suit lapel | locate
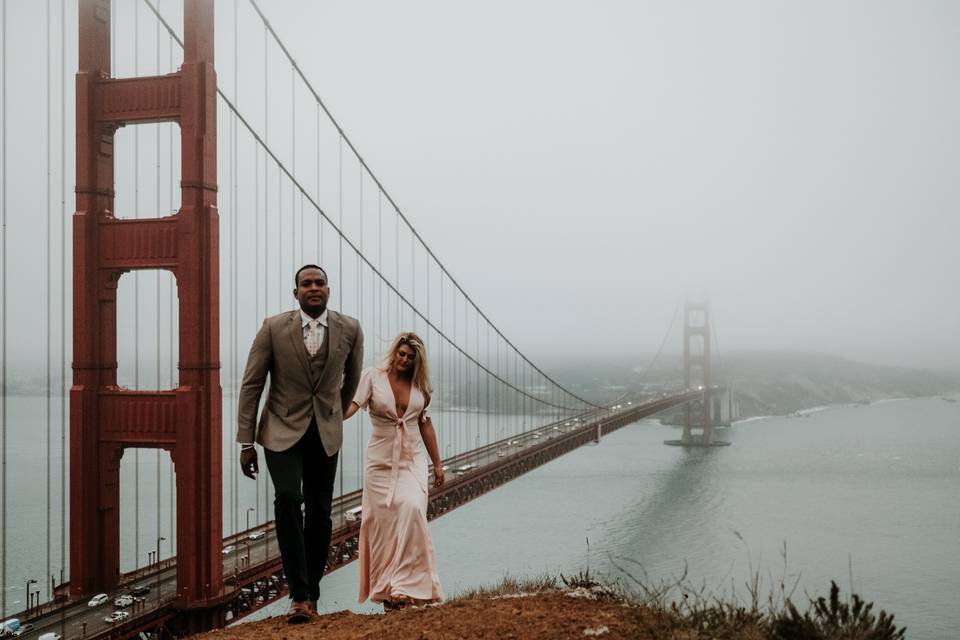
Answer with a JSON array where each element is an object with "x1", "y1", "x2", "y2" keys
[
  {"x1": 315, "y1": 310, "x2": 341, "y2": 392},
  {"x1": 286, "y1": 310, "x2": 312, "y2": 382}
]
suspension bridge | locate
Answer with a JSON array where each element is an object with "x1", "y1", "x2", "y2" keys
[{"x1": 0, "y1": 1, "x2": 732, "y2": 637}]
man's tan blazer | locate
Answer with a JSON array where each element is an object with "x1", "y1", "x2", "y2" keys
[{"x1": 236, "y1": 309, "x2": 364, "y2": 455}]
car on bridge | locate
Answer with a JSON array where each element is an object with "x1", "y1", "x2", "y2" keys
[
  {"x1": 87, "y1": 593, "x2": 108, "y2": 607},
  {"x1": 0, "y1": 619, "x2": 21, "y2": 637},
  {"x1": 345, "y1": 506, "x2": 362, "y2": 523},
  {"x1": 453, "y1": 464, "x2": 477, "y2": 474},
  {"x1": 114, "y1": 595, "x2": 134, "y2": 608},
  {"x1": 12, "y1": 624, "x2": 34, "y2": 637},
  {"x1": 130, "y1": 585, "x2": 150, "y2": 597},
  {"x1": 247, "y1": 530, "x2": 266, "y2": 540},
  {"x1": 104, "y1": 611, "x2": 130, "y2": 624},
  {"x1": 37, "y1": 633, "x2": 61, "y2": 640},
  {"x1": 222, "y1": 545, "x2": 236, "y2": 555}
]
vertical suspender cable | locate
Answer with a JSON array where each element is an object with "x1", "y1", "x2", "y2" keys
[
  {"x1": 261, "y1": 23, "x2": 269, "y2": 523},
  {"x1": 167, "y1": 24, "x2": 175, "y2": 555},
  {"x1": 276, "y1": 134, "x2": 282, "y2": 312},
  {"x1": 1, "y1": 0, "x2": 7, "y2": 616},
  {"x1": 357, "y1": 167, "x2": 363, "y2": 489},
  {"x1": 439, "y1": 274, "x2": 443, "y2": 456},
  {"x1": 476, "y1": 308, "x2": 480, "y2": 446},
  {"x1": 378, "y1": 190, "x2": 382, "y2": 357},
  {"x1": 454, "y1": 282, "x2": 459, "y2": 452},
  {"x1": 60, "y1": 0, "x2": 67, "y2": 586},
  {"x1": 45, "y1": 0, "x2": 53, "y2": 595},
  {"x1": 394, "y1": 204, "x2": 399, "y2": 332},
  {"x1": 290, "y1": 65, "x2": 296, "y2": 266},
  {"x1": 337, "y1": 134, "x2": 343, "y2": 505},
  {"x1": 232, "y1": 0, "x2": 240, "y2": 534},
  {"x1": 224, "y1": 0, "x2": 233, "y2": 535},
  {"x1": 155, "y1": 0, "x2": 162, "y2": 552},
  {"x1": 315, "y1": 103, "x2": 320, "y2": 259},
  {"x1": 133, "y1": 0, "x2": 141, "y2": 569},
  {"x1": 486, "y1": 323, "x2": 490, "y2": 446},
  {"x1": 410, "y1": 233, "x2": 415, "y2": 334}
]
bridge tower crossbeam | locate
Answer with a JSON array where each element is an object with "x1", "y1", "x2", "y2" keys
[{"x1": 71, "y1": 0, "x2": 223, "y2": 625}]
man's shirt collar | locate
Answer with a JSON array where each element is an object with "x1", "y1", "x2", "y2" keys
[{"x1": 300, "y1": 308, "x2": 328, "y2": 328}]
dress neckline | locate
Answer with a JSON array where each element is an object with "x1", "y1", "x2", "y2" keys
[{"x1": 384, "y1": 368, "x2": 419, "y2": 421}]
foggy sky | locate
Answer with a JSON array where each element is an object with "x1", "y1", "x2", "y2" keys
[
  {"x1": 2, "y1": 0, "x2": 958, "y2": 374},
  {"x1": 260, "y1": 0, "x2": 959, "y2": 369}
]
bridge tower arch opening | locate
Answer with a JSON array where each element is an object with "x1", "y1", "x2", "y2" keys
[{"x1": 71, "y1": 0, "x2": 223, "y2": 619}]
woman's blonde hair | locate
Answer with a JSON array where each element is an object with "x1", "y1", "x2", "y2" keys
[{"x1": 381, "y1": 332, "x2": 432, "y2": 397}]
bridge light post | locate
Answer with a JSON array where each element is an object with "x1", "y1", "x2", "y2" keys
[
  {"x1": 25, "y1": 579, "x2": 37, "y2": 614},
  {"x1": 156, "y1": 536, "x2": 166, "y2": 604}
]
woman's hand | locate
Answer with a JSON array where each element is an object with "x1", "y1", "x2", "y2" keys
[
  {"x1": 344, "y1": 401, "x2": 361, "y2": 420},
  {"x1": 432, "y1": 465, "x2": 445, "y2": 489}
]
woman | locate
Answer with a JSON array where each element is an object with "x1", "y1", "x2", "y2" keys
[{"x1": 345, "y1": 332, "x2": 445, "y2": 609}]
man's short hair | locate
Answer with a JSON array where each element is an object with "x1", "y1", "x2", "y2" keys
[{"x1": 294, "y1": 264, "x2": 328, "y2": 287}]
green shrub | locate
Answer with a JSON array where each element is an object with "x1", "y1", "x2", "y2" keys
[{"x1": 769, "y1": 581, "x2": 905, "y2": 640}]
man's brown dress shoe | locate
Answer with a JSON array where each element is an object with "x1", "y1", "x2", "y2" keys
[{"x1": 286, "y1": 600, "x2": 314, "y2": 624}]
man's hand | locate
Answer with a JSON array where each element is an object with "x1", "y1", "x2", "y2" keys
[
  {"x1": 240, "y1": 448, "x2": 259, "y2": 479},
  {"x1": 432, "y1": 466, "x2": 445, "y2": 489}
]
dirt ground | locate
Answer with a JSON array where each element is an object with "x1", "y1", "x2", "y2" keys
[{"x1": 197, "y1": 589, "x2": 707, "y2": 640}]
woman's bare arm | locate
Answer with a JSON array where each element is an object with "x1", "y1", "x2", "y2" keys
[{"x1": 419, "y1": 417, "x2": 445, "y2": 488}]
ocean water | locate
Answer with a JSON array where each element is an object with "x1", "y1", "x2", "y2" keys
[
  {"x1": 310, "y1": 395, "x2": 960, "y2": 639},
  {"x1": 2, "y1": 395, "x2": 958, "y2": 638}
]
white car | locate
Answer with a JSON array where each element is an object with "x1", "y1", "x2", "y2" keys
[
  {"x1": 247, "y1": 530, "x2": 266, "y2": 540},
  {"x1": 87, "y1": 593, "x2": 108, "y2": 607},
  {"x1": 344, "y1": 506, "x2": 363, "y2": 523},
  {"x1": 0, "y1": 620, "x2": 20, "y2": 637},
  {"x1": 104, "y1": 611, "x2": 130, "y2": 624},
  {"x1": 38, "y1": 633, "x2": 61, "y2": 640},
  {"x1": 114, "y1": 595, "x2": 134, "y2": 608},
  {"x1": 222, "y1": 545, "x2": 236, "y2": 555}
]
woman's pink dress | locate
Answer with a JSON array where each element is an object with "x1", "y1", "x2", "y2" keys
[{"x1": 352, "y1": 367, "x2": 444, "y2": 603}]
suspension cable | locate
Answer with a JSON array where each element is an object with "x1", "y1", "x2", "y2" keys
[
  {"x1": 140, "y1": 0, "x2": 597, "y2": 412},
  {"x1": 142, "y1": 0, "x2": 599, "y2": 410}
]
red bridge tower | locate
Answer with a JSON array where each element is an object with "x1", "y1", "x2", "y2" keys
[{"x1": 71, "y1": 0, "x2": 224, "y2": 622}]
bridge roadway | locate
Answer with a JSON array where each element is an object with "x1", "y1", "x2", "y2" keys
[{"x1": 15, "y1": 388, "x2": 714, "y2": 639}]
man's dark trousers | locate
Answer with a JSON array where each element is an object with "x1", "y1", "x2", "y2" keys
[{"x1": 263, "y1": 420, "x2": 339, "y2": 603}]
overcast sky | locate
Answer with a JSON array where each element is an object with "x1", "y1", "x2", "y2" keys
[
  {"x1": 2, "y1": 0, "x2": 959, "y2": 375},
  {"x1": 249, "y1": 0, "x2": 958, "y2": 369}
]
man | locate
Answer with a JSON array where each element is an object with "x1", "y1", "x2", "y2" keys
[{"x1": 237, "y1": 265, "x2": 363, "y2": 623}]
